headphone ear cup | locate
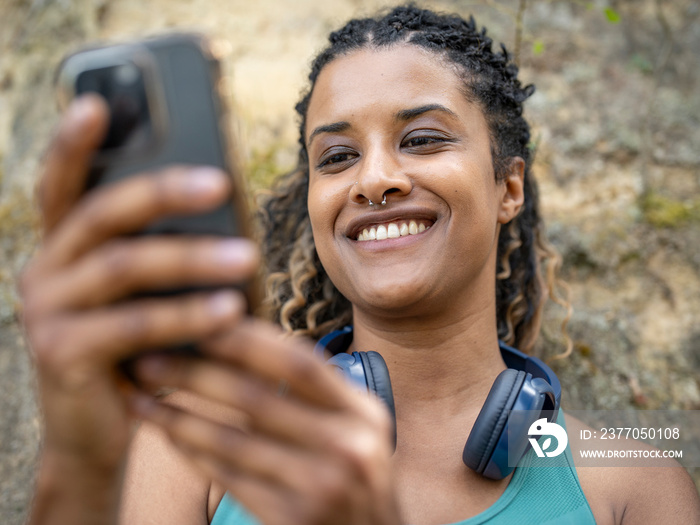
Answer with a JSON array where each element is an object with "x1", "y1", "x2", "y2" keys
[
  {"x1": 358, "y1": 351, "x2": 397, "y2": 450},
  {"x1": 463, "y1": 369, "x2": 526, "y2": 477}
]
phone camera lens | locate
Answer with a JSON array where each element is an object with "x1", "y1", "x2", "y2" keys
[
  {"x1": 76, "y1": 71, "x2": 103, "y2": 94},
  {"x1": 114, "y1": 63, "x2": 140, "y2": 86}
]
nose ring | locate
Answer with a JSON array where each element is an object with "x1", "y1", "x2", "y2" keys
[{"x1": 369, "y1": 194, "x2": 387, "y2": 206}]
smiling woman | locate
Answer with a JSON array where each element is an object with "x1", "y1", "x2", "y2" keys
[
  {"x1": 261, "y1": 8, "x2": 548, "y2": 353},
  {"x1": 20, "y1": 4, "x2": 700, "y2": 525}
]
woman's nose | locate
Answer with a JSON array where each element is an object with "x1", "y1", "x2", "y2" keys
[{"x1": 349, "y1": 148, "x2": 412, "y2": 206}]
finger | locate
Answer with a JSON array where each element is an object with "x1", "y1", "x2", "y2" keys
[
  {"x1": 134, "y1": 354, "x2": 343, "y2": 451},
  {"x1": 134, "y1": 353, "x2": 394, "y2": 470},
  {"x1": 39, "y1": 94, "x2": 109, "y2": 233},
  {"x1": 39, "y1": 165, "x2": 231, "y2": 273},
  {"x1": 29, "y1": 291, "x2": 245, "y2": 373},
  {"x1": 29, "y1": 237, "x2": 258, "y2": 314},
  {"x1": 201, "y1": 320, "x2": 353, "y2": 409}
]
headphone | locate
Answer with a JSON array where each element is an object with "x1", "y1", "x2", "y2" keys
[{"x1": 314, "y1": 326, "x2": 561, "y2": 480}]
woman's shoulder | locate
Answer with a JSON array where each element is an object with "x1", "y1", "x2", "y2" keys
[
  {"x1": 563, "y1": 413, "x2": 700, "y2": 525},
  {"x1": 120, "y1": 390, "x2": 236, "y2": 525}
]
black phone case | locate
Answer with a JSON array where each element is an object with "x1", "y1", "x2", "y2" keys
[{"x1": 83, "y1": 34, "x2": 246, "y2": 240}]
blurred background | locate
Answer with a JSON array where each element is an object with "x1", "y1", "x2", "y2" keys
[{"x1": 1, "y1": 0, "x2": 698, "y2": 522}]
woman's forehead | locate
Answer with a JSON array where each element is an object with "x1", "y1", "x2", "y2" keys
[{"x1": 305, "y1": 45, "x2": 477, "y2": 132}]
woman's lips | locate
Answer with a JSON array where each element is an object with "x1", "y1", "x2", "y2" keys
[{"x1": 345, "y1": 206, "x2": 438, "y2": 241}]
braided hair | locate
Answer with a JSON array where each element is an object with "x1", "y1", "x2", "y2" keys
[{"x1": 259, "y1": 4, "x2": 570, "y2": 354}]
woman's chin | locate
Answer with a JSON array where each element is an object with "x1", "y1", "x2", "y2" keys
[{"x1": 350, "y1": 282, "x2": 441, "y2": 319}]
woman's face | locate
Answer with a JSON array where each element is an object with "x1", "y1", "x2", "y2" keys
[{"x1": 305, "y1": 45, "x2": 523, "y2": 318}]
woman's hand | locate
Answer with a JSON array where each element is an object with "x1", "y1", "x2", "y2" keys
[
  {"x1": 20, "y1": 95, "x2": 258, "y2": 523},
  {"x1": 130, "y1": 320, "x2": 401, "y2": 525}
]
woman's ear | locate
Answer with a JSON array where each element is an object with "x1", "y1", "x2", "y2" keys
[{"x1": 497, "y1": 157, "x2": 525, "y2": 224}]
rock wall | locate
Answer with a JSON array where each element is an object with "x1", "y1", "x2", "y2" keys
[{"x1": 1, "y1": 0, "x2": 698, "y2": 522}]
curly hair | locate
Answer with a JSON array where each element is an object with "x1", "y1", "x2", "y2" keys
[{"x1": 259, "y1": 4, "x2": 571, "y2": 355}]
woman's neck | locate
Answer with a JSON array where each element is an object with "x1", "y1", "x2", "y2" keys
[{"x1": 350, "y1": 300, "x2": 506, "y2": 414}]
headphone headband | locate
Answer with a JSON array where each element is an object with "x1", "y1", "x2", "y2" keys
[
  {"x1": 315, "y1": 326, "x2": 354, "y2": 358},
  {"x1": 498, "y1": 340, "x2": 561, "y2": 412}
]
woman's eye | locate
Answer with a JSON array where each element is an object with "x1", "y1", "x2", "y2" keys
[
  {"x1": 326, "y1": 153, "x2": 351, "y2": 164},
  {"x1": 402, "y1": 133, "x2": 451, "y2": 150},
  {"x1": 317, "y1": 149, "x2": 356, "y2": 170},
  {"x1": 404, "y1": 136, "x2": 440, "y2": 147}
]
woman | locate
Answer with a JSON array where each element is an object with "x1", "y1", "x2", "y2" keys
[{"x1": 22, "y1": 5, "x2": 699, "y2": 525}]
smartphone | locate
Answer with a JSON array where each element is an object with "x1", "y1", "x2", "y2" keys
[{"x1": 56, "y1": 34, "x2": 258, "y2": 354}]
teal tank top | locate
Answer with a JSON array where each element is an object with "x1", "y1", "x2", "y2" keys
[{"x1": 210, "y1": 412, "x2": 595, "y2": 524}]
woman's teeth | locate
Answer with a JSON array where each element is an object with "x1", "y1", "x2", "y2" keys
[{"x1": 356, "y1": 220, "x2": 430, "y2": 241}]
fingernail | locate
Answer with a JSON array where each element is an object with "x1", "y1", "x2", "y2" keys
[
  {"x1": 185, "y1": 168, "x2": 227, "y2": 197},
  {"x1": 215, "y1": 239, "x2": 258, "y2": 267},
  {"x1": 66, "y1": 96, "x2": 100, "y2": 131},
  {"x1": 208, "y1": 291, "x2": 239, "y2": 318},
  {"x1": 136, "y1": 354, "x2": 168, "y2": 379}
]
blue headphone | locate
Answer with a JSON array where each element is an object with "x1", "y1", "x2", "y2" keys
[{"x1": 314, "y1": 326, "x2": 561, "y2": 480}]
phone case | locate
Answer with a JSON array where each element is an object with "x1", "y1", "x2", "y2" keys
[{"x1": 58, "y1": 33, "x2": 248, "y2": 239}]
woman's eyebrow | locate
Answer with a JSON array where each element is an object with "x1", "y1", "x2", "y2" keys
[
  {"x1": 307, "y1": 121, "x2": 350, "y2": 146},
  {"x1": 307, "y1": 104, "x2": 456, "y2": 146},
  {"x1": 395, "y1": 104, "x2": 458, "y2": 121}
]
